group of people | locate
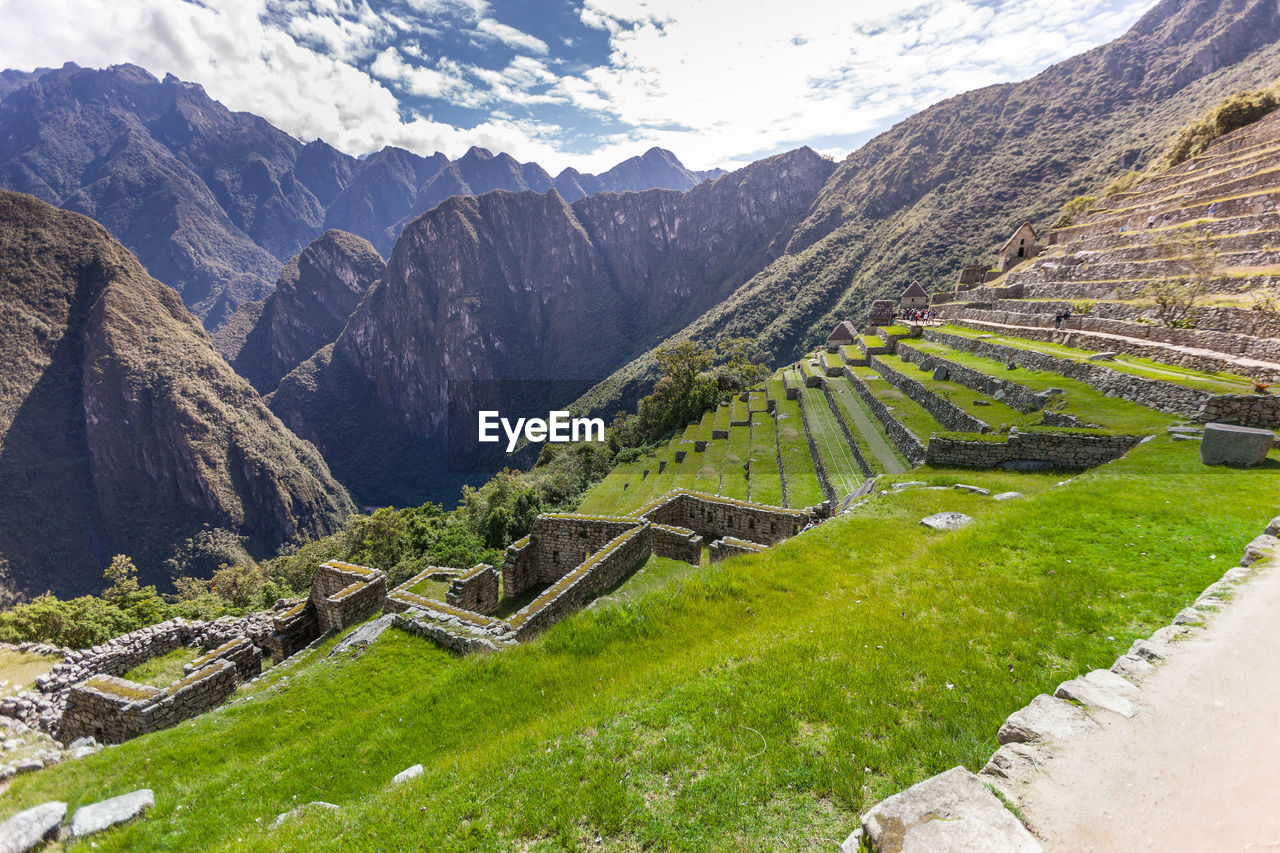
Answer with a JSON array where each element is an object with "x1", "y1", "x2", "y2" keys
[
  {"x1": 1053, "y1": 308, "x2": 1072, "y2": 329},
  {"x1": 898, "y1": 307, "x2": 936, "y2": 323}
]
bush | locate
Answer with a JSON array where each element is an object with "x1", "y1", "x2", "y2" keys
[
  {"x1": 1052, "y1": 195, "x2": 1097, "y2": 228},
  {"x1": 1162, "y1": 88, "x2": 1279, "y2": 168}
]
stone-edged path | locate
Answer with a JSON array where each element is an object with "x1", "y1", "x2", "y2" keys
[{"x1": 1016, "y1": 558, "x2": 1280, "y2": 851}]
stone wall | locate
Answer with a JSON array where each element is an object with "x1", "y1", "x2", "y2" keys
[
  {"x1": 636, "y1": 491, "x2": 810, "y2": 546},
  {"x1": 709, "y1": 537, "x2": 767, "y2": 562},
  {"x1": 943, "y1": 308, "x2": 1280, "y2": 382},
  {"x1": 868, "y1": 354, "x2": 990, "y2": 433},
  {"x1": 794, "y1": 388, "x2": 835, "y2": 502},
  {"x1": 60, "y1": 659, "x2": 238, "y2": 744},
  {"x1": 821, "y1": 383, "x2": 875, "y2": 478},
  {"x1": 522, "y1": 515, "x2": 641, "y2": 586},
  {"x1": 925, "y1": 329, "x2": 1280, "y2": 427},
  {"x1": 312, "y1": 562, "x2": 387, "y2": 634},
  {"x1": 184, "y1": 638, "x2": 261, "y2": 683},
  {"x1": 843, "y1": 367, "x2": 926, "y2": 465},
  {"x1": 651, "y1": 524, "x2": 702, "y2": 565},
  {"x1": 896, "y1": 341, "x2": 1046, "y2": 413},
  {"x1": 925, "y1": 431, "x2": 1145, "y2": 469},
  {"x1": 501, "y1": 537, "x2": 537, "y2": 599},
  {"x1": 446, "y1": 564, "x2": 500, "y2": 615},
  {"x1": 509, "y1": 526, "x2": 653, "y2": 640},
  {"x1": 266, "y1": 601, "x2": 319, "y2": 664}
]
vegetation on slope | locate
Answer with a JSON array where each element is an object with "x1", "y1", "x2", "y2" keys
[{"x1": 1, "y1": 438, "x2": 1274, "y2": 850}]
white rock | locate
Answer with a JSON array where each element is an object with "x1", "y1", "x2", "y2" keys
[
  {"x1": 1054, "y1": 676, "x2": 1137, "y2": 718},
  {"x1": 70, "y1": 789, "x2": 154, "y2": 838},
  {"x1": 392, "y1": 763, "x2": 423, "y2": 784},
  {"x1": 860, "y1": 766, "x2": 1041, "y2": 852},
  {"x1": 953, "y1": 484, "x2": 990, "y2": 495},
  {"x1": 992, "y1": 492, "x2": 1024, "y2": 501},
  {"x1": 997, "y1": 694, "x2": 1097, "y2": 745},
  {"x1": 0, "y1": 801, "x2": 66, "y2": 853},
  {"x1": 270, "y1": 801, "x2": 339, "y2": 829},
  {"x1": 921, "y1": 512, "x2": 974, "y2": 531}
]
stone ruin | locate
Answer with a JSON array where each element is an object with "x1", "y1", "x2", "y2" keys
[
  {"x1": 3, "y1": 561, "x2": 386, "y2": 747},
  {"x1": 386, "y1": 490, "x2": 824, "y2": 655}
]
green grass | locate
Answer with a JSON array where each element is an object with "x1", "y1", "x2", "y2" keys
[
  {"x1": 876, "y1": 353, "x2": 1034, "y2": 432},
  {"x1": 800, "y1": 387, "x2": 863, "y2": 498},
  {"x1": 747, "y1": 414, "x2": 784, "y2": 506},
  {"x1": 121, "y1": 647, "x2": 201, "y2": 689},
  {"x1": 7, "y1": 440, "x2": 1276, "y2": 851},
  {"x1": 0, "y1": 649, "x2": 59, "y2": 697},
  {"x1": 718, "y1": 426, "x2": 752, "y2": 500},
  {"x1": 905, "y1": 340, "x2": 1174, "y2": 434},
  {"x1": 773, "y1": 397, "x2": 826, "y2": 508},
  {"x1": 841, "y1": 344, "x2": 862, "y2": 362},
  {"x1": 938, "y1": 324, "x2": 1259, "y2": 394},
  {"x1": 822, "y1": 351, "x2": 843, "y2": 370},
  {"x1": 826, "y1": 379, "x2": 911, "y2": 476},
  {"x1": 852, "y1": 368, "x2": 944, "y2": 444},
  {"x1": 730, "y1": 396, "x2": 750, "y2": 424},
  {"x1": 406, "y1": 576, "x2": 451, "y2": 601},
  {"x1": 714, "y1": 403, "x2": 732, "y2": 432},
  {"x1": 861, "y1": 335, "x2": 884, "y2": 348},
  {"x1": 748, "y1": 389, "x2": 768, "y2": 412}
]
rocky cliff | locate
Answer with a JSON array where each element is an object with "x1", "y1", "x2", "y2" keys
[
  {"x1": 213, "y1": 230, "x2": 385, "y2": 394},
  {"x1": 0, "y1": 190, "x2": 354, "y2": 598},
  {"x1": 269, "y1": 147, "x2": 835, "y2": 505},
  {"x1": 573, "y1": 0, "x2": 1280, "y2": 417}
]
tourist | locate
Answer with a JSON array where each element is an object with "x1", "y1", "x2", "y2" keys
[
  {"x1": 1208, "y1": 202, "x2": 1218, "y2": 217},
  {"x1": 1147, "y1": 214, "x2": 1155, "y2": 229}
]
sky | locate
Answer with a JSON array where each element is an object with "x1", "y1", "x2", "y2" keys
[{"x1": 0, "y1": 0, "x2": 1160, "y2": 173}]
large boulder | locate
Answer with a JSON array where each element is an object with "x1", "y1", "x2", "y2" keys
[
  {"x1": 920, "y1": 512, "x2": 974, "y2": 531},
  {"x1": 858, "y1": 766, "x2": 1041, "y2": 852},
  {"x1": 69, "y1": 789, "x2": 154, "y2": 838},
  {"x1": 0, "y1": 801, "x2": 66, "y2": 853},
  {"x1": 1199, "y1": 422, "x2": 1274, "y2": 467}
]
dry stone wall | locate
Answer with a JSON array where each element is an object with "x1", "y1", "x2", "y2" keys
[
  {"x1": 896, "y1": 342, "x2": 1046, "y2": 413},
  {"x1": 635, "y1": 491, "x2": 810, "y2": 545},
  {"x1": 821, "y1": 384, "x2": 875, "y2": 478},
  {"x1": 868, "y1": 354, "x2": 990, "y2": 433},
  {"x1": 843, "y1": 367, "x2": 927, "y2": 464},
  {"x1": 794, "y1": 388, "x2": 835, "y2": 502},
  {"x1": 60, "y1": 659, "x2": 238, "y2": 744},
  {"x1": 446, "y1": 564, "x2": 500, "y2": 614},
  {"x1": 709, "y1": 537, "x2": 767, "y2": 562},
  {"x1": 650, "y1": 524, "x2": 702, "y2": 564},
  {"x1": 925, "y1": 329, "x2": 1280, "y2": 428},
  {"x1": 925, "y1": 431, "x2": 1144, "y2": 469}
]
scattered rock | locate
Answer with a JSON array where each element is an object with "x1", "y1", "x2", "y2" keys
[
  {"x1": 392, "y1": 763, "x2": 423, "y2": 784},
  {"x1": 1085, "y1": 351, "x2": 1117, "y2": 361},
  {"x1": 1083, "y1": 668, "x2": 1138, "y2": 698},
  {"x1": 920, "y1": 512, "x2": 974, "y2": 531},
  {"x1": 1265, "y1": 516, "x2": 1280, "y2": 537},
  {"x1": 891, "y1": 481, "x2": 927, "y2": 491},
  {"x1": 997, "y1": 694, "x2": 1097, "y2": 745},
  {"x1": 1172, "y1": 606, "x2": 1206, "y2": 625},
  {"x1": 952, "y1": 484, "x2": 990, "y2": 495},
  {"x1": 1166, "y1": 425, "x2": 1202, "y2": 435},
  {"x1": 1110, "y1": 654, "x2": 1155, "y2": 682},
  {"x1": 270, "y1": 801, "x2": 340, "y2": 829},
  {"x1": 933, "y1": 366, "x2": 950, "y2": 381},
  {"x1": 0, "y1": 801, "x2": 66, "y2": 853},
  {"x1": 70, "y1": 789, "x2": 154, "y2": 838},
  {"x1": 1199, "y1": 422, "x2": 1274, "y2": 467},
  {"x1": 981, "y1": 741, "x2": 1044, "y2": 785},
  {"x1": 859, "y1": 766, "x2": 1042, "y2": 852},
  {"x1": 992, "y1": 491, "x2": 1024, "y2": 501},
  {"x1": 976, "y1": 334, "x2": 994, "y2": 339},
  {"x1": 1005, "y1": 362, "x2": 1018, "y2": 370},
  {"x1": 1171, "y1": 434, "x2": 1199, "y2": 442},
  {"x1": 974, "y1": 399, "x2": 992, "y2": 406}
]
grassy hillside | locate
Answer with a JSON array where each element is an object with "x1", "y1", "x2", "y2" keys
[
  {"x1": 572, "y1": 0, "x2": 1280, "y2": 419},
  {"x1": 3, "y1": 437, "x2": 1274, "y2": 850}
]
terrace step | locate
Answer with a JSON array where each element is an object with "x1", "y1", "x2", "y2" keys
[{"x1": 941, "y1": 314, "x2": 1280, "y2": 382}]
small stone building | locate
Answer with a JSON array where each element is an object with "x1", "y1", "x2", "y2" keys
[
  {"x1": 868, "y1": 299, "x2": 895, "y2": 327},
  {"x1": 899, "y1": 281, "x2": 929, "y2": 310},
  {"x1": 826, "y1": 320, "x2": 857, "y2": 346},
  {"x1": 998, "y1": 222, "x2": 1039, "y2": 269},
  {"x1": 956, "y1": 264, "x2": 985, "y2": 289}
]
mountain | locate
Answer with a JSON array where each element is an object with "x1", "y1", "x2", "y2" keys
[
  {"x1": 0, "y1": 190, "x2": 355, "y2": 598},
  {"x1": 572, "y1": 0, "x2": 1280, "y2": 417},
  {"x1": 268, "y1": 148, "x2": 835, "y2": 506},
  {"x1": 554, "y1": 147, "x2": 725, "y2": 200},
  {"x1": 0, "y1": 64, "x2": 723, "y2": 327},
  {"x1": 213, "y1": 230, "x2": 385, "y2": 395}
]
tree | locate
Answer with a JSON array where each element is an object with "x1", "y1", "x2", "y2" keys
[
  {"x1": 1144, "y1": 229, "x2": 1217, "y2": 326},
  {"x1": 102, "y1": 554, "x2": 140, "y2": 604}
]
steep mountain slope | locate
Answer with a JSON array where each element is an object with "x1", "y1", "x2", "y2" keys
[
  {"x1": 213, "y1": 230, "x2": 385, "y2": 394},
  {"x1": 574, "y1": 0, "x2": 1280, "y2": 416},
  {"x1": 0, "y1": 64, "x2": 721, "y2": 326},
  {"x1": 269, "y1": 148, "x2": 835, "y2": 505},
  {"x1": 0, "y1": 190, "x2": 354, "y2": 598}
]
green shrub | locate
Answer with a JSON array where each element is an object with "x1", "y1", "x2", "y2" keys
[
  {"x1": 1053, "y1": 195, "x2": 1097, "y2": 228},
  {"x1": 1162, "y1": 88, "x2": 1279, "y2": 168}
]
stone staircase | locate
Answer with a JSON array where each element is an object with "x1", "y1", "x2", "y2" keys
[{"x1": 936, "y1": 107, "x2": 1280, "y2": 386}]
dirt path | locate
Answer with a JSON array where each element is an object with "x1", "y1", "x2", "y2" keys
[{"x1": 1018, "y1": 561, "x2": 1280, "y2": 852}]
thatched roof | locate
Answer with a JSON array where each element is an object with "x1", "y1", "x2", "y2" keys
[
  {"x1": 999, "y1": 222, "x2": 1038, "y2": 254},
  {"x1": 900, "y1": 281, "x2": 928, "y2": 298},
  {"x1": 827, "y1": 320, "x2": 858, "y2": 342}
]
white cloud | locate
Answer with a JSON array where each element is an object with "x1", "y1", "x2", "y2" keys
[
  {"x1": 0, "y1": 0, "x2": 1160, "y2": 174},
  {"x1": 475, "y1": 18, "x2": 549, "y2": 54}
]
